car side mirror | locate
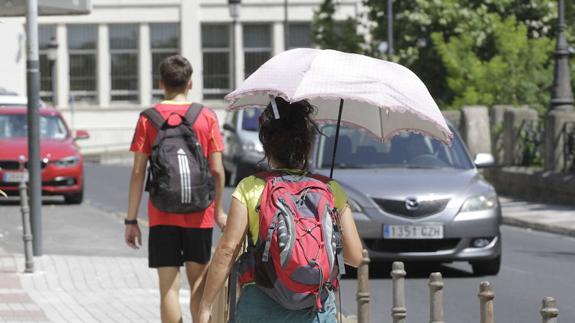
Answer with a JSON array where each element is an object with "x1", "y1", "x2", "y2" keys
[
  {"x1": 223, "y1": 123, "x2": 235, "y2": 132},
  {"x1": 74, "y1": 129, "x2": 90, "y2": 141},
  {"x1": 474, "y1": 153, "x2": 495, "y2": 168}
]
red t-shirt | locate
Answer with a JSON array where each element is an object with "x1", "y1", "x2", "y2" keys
[{"x1": 130, "y1": 101, "x2": 224, "y2": 228}]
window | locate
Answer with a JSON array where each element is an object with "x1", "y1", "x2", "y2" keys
[
  {"x1": 241, "y1": 108, "x2": 262, "y2": 131},
  {"x1": 202, "y1": 25, "x2": 231, "y2": 99},
  {"x1": 109, "y1": 24, "x2": 139, "y2": 102},
  {"x1": 288, "y1": 23, "x2": 313, "y2": 49},
  {"x1": 316, "y1": 124, "x2": 473, "y2": 170},
  {"x1": 39, "y1": 25, "x2": 56, "y2": 104},
  {"x1": 243, "y1": 24, "x2": 272, "y2": 78},
  {"x1": 68, "y1": 25, "x2": 97, "y2": 104},
  {"x1": 151, "y1": 23, "x2": 180, "y2": 101},
  {"x1": 0, "y1": 114, "x2": 68, "y2": 140}
]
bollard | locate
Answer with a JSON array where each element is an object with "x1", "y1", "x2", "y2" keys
[
  {"x1": 391, "y1": 261, "x2": 407, "y2": 323},
  {"x1": 18, "y1": 178, "x2": 34, "y2": 273},
  {"x1": 540, "y1": 297, "x2": 559, "y2": 323},
  {"x1": 478, "y1": 281, "x2": 494, "y2": 323},
  {"x1": 428, "y1": 272, "x2": 444, "y2": 323},
  {"x1": 356, "y1": 249, "x2": 370, "y2": 323}
]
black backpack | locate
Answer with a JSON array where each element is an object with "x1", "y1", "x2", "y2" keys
[{"x1": 142, "y1": 103, "x2": 215, "y2": 213}]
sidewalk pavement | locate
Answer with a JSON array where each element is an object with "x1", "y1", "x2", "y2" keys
[
  {"x1": 499, "y1": 197, "x2": 575, "y2": 238},
  {"x1": 0, "y1": 201, "x2": 192, "y2": 323},
  {"x1": 0, "y1": 196, "x2": 573, "y2": 322}
]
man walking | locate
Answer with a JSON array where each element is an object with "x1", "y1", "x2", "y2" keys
[{"x1": 125, "y1": 55, "x2": 226, "y2": 323}]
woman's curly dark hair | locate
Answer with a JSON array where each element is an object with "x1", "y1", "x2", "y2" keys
[{"x1": 258, "y1": 98, "x2": 320, "y2": 170}]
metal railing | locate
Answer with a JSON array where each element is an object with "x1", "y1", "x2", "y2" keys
[
  {"x1": 518, "y1": 119, "x2": 543, "y2": 167},
  {"x1": 562, "y1": 121, "x2": 575, "y2": 172}
]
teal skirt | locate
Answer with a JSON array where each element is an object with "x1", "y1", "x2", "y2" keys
[{"x1": 236, "y1": 285, "x2": 337, "y2": 323}]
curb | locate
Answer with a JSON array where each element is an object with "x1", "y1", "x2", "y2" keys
[{"x1": 502, "y1": 217, "x2": 575, "y2": 239}]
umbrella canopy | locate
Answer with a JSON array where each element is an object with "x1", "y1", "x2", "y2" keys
[{"x1": 225, "y1": 48, "x2": 453, "y2": 144}]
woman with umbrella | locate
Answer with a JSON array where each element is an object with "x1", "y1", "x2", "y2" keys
[
  {"x1": 198, "y1": 98, "x2": 364, "y2": 323},
  {"x1": 198, "y1": 48, "x2": 452, "y2": 322}
]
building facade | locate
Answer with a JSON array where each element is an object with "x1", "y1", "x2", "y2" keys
[
  {"x1": 0, "y1": 0, "x2": 361, "y2": 156},
  {"x1": 0, "y1": 0, "x2": 362, "y2": 107}
]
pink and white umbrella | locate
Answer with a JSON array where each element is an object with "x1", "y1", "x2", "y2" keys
[{"x1": 225, "y1": 48, "x2": 453, "y2": 177}]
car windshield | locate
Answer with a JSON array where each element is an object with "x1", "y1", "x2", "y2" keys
[
  {"x1": 315, "y1": 124, "x2": 473, "y2": 169},
  {"x1": 0, "y1": 114, "x2": 69, "y2": 140},
  {"x1": 241, "y1": 109, "x2": 262, "y2": 131}
]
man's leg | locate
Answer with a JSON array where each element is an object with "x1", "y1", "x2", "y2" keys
[
  {"x1": 158, "y1": 267, "x2": 183, "y2": 323},
  {"x1": 185, "y1": 261, "x2": 208, "y2": 323},
  {"x1": 182, "y1": 227, "x2": 213, "y2": 322}
]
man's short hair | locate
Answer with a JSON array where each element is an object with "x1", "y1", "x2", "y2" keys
[{"x1": 159, "y1": 55, "x2": 193, "y2": 92}]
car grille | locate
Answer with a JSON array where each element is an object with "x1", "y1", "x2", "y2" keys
[
  {"x1": 0, "y1": 160, "x2": 20, "y2": 170},
  {"x1": 372, "y1": 198, "x2": 450, "y2": 218},
  {"x1": 0, "y1": 160, "x2": 48, "y2": 170},
  {"x1": 364, "y1": 238, "x2": 460, "y2": 253},
  {"x1": 44, "y1": 178, "x2": 77, "y2": 186}
]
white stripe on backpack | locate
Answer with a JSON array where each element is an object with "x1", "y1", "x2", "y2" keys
[{"x1": 178, "y1": 149, "x2": 191, "y2": 204}]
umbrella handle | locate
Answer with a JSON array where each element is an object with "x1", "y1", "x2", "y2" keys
[
  {"x1": 329, "y1": 99, "x2": 344, "y2": 179},
  {"x1": 269, "y1": 95, "x2": 280, "y2": 119}
]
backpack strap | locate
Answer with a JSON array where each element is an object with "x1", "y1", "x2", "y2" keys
[
  {"x1": 141, "y1": 108, "x2": 165, "y2": 129},
  {"x1": 183, "y1": 103, "x2": 204, "y2": 126}
]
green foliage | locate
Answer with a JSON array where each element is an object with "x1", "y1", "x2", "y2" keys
[
  {"x1": 310, "y1": 0, "x2": 575, "y2": 109},
  {"x1": 311, "y1": 0, "x2": 365, "y2": 53},
  {"x1": 361, "y1": 0, "x2": 572, "y2": 110},
  {"x1": 433, "y1": 16, "x2": 554, "y2": 111}
]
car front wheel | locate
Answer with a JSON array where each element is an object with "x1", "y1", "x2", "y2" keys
[
  {"x1": 64, "y1": 190, "x2": 84, "y2": 204},
  {"x1": 471, "y1": 255, "x2": 501, "y2": 276}
]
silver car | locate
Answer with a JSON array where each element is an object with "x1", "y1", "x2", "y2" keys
[
  {"x1": 311, "y1": 123, "x2": 501, "y2": 276},
  {"x1": 222, "y1": 109, "x2": 265, "y2": 185}
]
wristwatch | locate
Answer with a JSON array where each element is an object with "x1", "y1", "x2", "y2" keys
[{"x1": 124, "y1": 219, "x2": 138, "y2": 225}]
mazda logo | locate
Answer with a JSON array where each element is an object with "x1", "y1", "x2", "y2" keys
[{"x1": 405, "y1": 197, "x2": 419, "y2": 211}]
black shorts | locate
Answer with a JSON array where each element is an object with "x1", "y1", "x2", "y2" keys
[{"x1": 148, "y1": 226, "x2": 213, "y2": 268}]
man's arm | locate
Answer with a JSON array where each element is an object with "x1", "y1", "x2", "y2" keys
[
  {"x1": 209, "y1": 151, "x2": 227, "y2": 230},
  {"x1": 125, "y1": 152, "x2": 148, "y2": 249}
]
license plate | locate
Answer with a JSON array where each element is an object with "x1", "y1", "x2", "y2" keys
[
  {"x1": 384, "y1": 224, "x2": 444, "y2": 239},
  {"x1": 3, "y1": 171, "x2": 28, "y2": 183}
]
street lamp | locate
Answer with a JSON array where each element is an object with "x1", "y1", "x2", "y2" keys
[
  {"x1": 284, "y1": 0, "x2": 289, "y2": 50},
  {"x1": 386, "y1": 0, "x2": 393, "y2": 59},
  {"x1": 550, "y1": 0, "x2": 574, "y2": 111},
  {"x1": 228, "y1": 0, "x2": 241, "y2": 90},
  {"x1": 46, "y1": 36, "x2": 58, "y2": 105}
]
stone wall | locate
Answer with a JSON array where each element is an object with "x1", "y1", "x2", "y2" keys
[
  {"x1": 449, "y1": 106, "x2": 575, "y2": 206},
  {"x1": 485, "y1": 167, "x2": 575, "y2": 206}
]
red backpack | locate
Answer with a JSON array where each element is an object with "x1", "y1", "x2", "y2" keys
[{"x1": 238, "y1": 171, "x2": 344, "y2": 311}]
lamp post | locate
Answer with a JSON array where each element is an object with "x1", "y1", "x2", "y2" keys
[
  {"x1": 25, "y1": 0, "x2": 43, "y2": 256},
  {"x1": 228, "y1": 0, "x2": 241, "y2": 90},
  {"x1": 386, "y1": 0, "x2": 393, "y2": 59},
  {"x1": 284, "y1": 0, "x2": 289, "y2": 50},
  {"x1": 46, "y1": 36, "x2": 58, "y2": 106},
  {"x1": 550, "y1": 0, "x2": 574, "y2": 112}
]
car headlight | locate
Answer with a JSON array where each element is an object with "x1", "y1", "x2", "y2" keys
[
  {"x1": 348, "y1": 198, "x2": 363, "y2": 213},
  {"x1": 460, "y1": 192, "x2": 498, "y2": 212},
  {"x1": 53, "y1": 156, "x2": 80, "y2": 168},
  {"x1": 242, "y1": 142, "x2": 264, "y2": 154}
]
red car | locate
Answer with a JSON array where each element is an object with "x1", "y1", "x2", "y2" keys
[{"x1": 0, "y1": 106, "x2": 89, "y2": 204}]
